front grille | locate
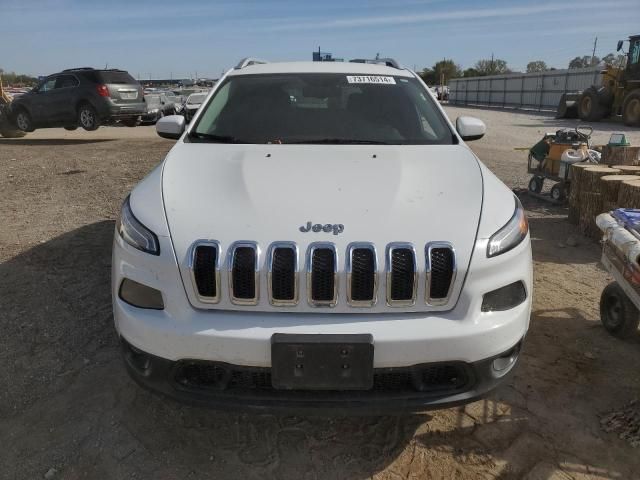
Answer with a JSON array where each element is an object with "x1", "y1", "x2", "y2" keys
[
  {"x1": 229, "y1": 243, "x2": 258, "y2": 305},
  {"x1": 387, "y1": 245, "x2": 416, "y2": 306},
  {"x1": 308, "y1": 245, "x2": 337, "y2": 306},
  {"x1": 427, "y1": 244, "x2": 456, "y2": 305},
  {"x1": 269, "y1": 245, "x2": 297, "y2": 305},
  {"x1": 173, "y1": 361, "x2": 470, "y2": 395},
  {"x1": 348, "y1": 245, "x2": 377, "y2": 306},
  {"x1": 187, "y1": 241, "x2": 457, "y2": 309},
  {"x1": 191, "y1": 242, "x2": 220, "y2": 303}
]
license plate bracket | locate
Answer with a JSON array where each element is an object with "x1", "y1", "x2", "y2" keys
[{"x1": 271, "y1": 334, "x2": 374, "y2": 390}]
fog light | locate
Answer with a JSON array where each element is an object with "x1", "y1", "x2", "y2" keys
[
  {"x1": 492, "y1": 344, "x2": 520, "y2": 377},
  {"x1": 481, "y1": 281, "x2": 526, "y2": 312},
  {"x1": 119, "y1": 278, "x2": 164, "y2": 310}
]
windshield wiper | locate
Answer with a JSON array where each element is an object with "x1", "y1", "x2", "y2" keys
[
  {"x1": 286, "y1": 138, "x2": 390, "y2": 145},
  {"x1": 189, "y1": 132, "x2": 246, "y2": 143}
]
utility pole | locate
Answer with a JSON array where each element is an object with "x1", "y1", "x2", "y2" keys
[
  {"x1": 490, "y1": 52, "x2": 494, "y2": 75},
  {"x1": 591, "y1": 36, "x2": 598, "y2": 66}
]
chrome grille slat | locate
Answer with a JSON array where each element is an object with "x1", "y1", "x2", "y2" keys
[
  {"x1": 228, "y1": 241, "x2": 259, "y2": 306},
  {"x1": 386, "y1": 243, "x2": 417, "y2": 307},
  {"x1": 347, "y1": 243, "x2": 377, "y2": 307},
  {"x1": 426, "y1": 242, "x2": 456, "y2": 306},
  {"x1": 307, "y1": 243, "x2": 338, "y2": 307},
  {"x1": 268, "y1": 242, "x2": 299, "y2": 306},
  {"x1": 189, "y1": 240, "x2": 221, "y2": 304}
]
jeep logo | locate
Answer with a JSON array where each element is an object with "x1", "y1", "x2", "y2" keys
[{"x1": 299, "y1": 221, "x2": 344, "y2": 236}]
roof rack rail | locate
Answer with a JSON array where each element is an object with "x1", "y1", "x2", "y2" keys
[
  {"x1": 349, "y1": 58, "x2": 402, "y2": 69},
  {"x1": 235, "y1": 58, "x2": 269, "y2": 69},
  {"x1": 62, "y1": 67, "x2": 96, "y2": 72}
]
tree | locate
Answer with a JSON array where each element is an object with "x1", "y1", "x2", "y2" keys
[
  {"x1": 432, "y1": 59, "x2": 461, "y2": 84},
  {"x1": 474, "y1": 58, "x2": 511, "y2": 76},
  {"x1": 419, "y1": 59, "x2": 461, "y2": 84},
  {"x1": 0, "y1": 68, "x2": 37, "y2": 86},
  {"x1": 526, "y1": 60, "x2": 548, "y2": 73},
  {"x1": 463, "y1": 68, "x2": 480, "y2": 77},
  {"x1": 418, "y1": 67, "x2": 435, "y2": 85},
  {"x1": 568, "y1": 55, "x2": 599, "y2": 69}
]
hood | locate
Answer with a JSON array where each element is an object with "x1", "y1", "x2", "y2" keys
[{"x1": 162, "y1": 144, "x2": 483, "y2": 313}]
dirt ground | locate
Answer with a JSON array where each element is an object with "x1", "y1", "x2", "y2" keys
[{"x1": 1, "y1": 108, "x2": 640, "y2": 479}]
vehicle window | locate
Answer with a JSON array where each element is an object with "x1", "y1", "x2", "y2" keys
[
  {"x1": 187, "y1": 93, "x2": 207, "y2": 105},
  {"x1": 144, "y1": 95, "x2": 162, "y2": 108},
  {"x1": 55, "y1": 75, "x2": 79, "y2": 89},
  {"x1": 97, "y1": 71, "x2": 137, "y2": 84},
  {"x1": 38, "y1": 77, "x2": 57, "y2": 92},
  {"x1": 192, "y1": 73, "x2": 453, "y2": 144},
  {"x1": 631, "y1": 39, "x2": 640, "y2": 66},
  {"x1": 196, "y1": 83, "x2": 230, "y2": 127}
]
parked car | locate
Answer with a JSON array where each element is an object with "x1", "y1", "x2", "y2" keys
[
  {"x1": 10, "y1": 68, "x2": 145, "y2": 132},
  {"x1": 183, "y1": 92, "x2": 207, "y2": 122},
  {"x1": 114, "y1": 59, "x2": 532, "y2": 413},
  {"x1": 140, "y1": 94, "x2": 177, "y2": 124}
]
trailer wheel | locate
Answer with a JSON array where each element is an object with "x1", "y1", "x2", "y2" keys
[
  {"x1": 528, "y1": 176, "x2": 543, "y2": 193},
  {"x1": 550, "y1": 184, "x2": 565, "y2": 202},
  {"x1": 600, "y1": 282, "x2": 640, "y2": 339},
  {"x1": 578, "y1": 87, "x2": 604, "y2": 122},
  {"x1": 622, "y1": 91, "x2": 640, "y2": 127}
]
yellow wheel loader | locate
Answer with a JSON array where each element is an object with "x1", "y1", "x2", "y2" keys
[
  {"x1": 557, "y1": 35, "x2": 640, "y2": 127},
  {"x1": 0, "y1": 75, "x2": 26, "y2": 138}
]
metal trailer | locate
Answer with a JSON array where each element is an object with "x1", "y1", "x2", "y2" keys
[
  {"x1": 449, "y1": 67, "x2": 603, "y2": 112},
  {"x1": 600, "y1": 240, "x2": 640, "y2": 339}
]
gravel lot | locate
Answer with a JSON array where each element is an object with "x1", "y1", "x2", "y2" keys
[{"x1": 1, "y1": 108, "x2": 640, "y2": 479}]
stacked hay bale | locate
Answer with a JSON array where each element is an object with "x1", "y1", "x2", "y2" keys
[
  {"x1": 568, "y1": 163, "x2": 600, "y2": 225},
  {"x1": 577, "y1": 166, "x2": 621, "y2": 238},
  {"x1": 617, "y1": 179, "x2": 640, "y2": 209},
  {"x1": 600, "y1": 175, "x2": 640, "y2": 213}
]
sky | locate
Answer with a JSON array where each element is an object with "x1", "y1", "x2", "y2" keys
[{"x1": 1, "y1": 0, "x2": 639, "y2": 79}]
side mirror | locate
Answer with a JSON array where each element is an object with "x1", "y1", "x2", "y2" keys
[
  {"x1": 456, "y1": 116, "x2": 486, "y2": 141},
  {"x1": 617, "y1": 40, "x2": 624, "y2": 52},
  {"x1": 156, "y1": 115, "x2": 185, "y2": 140}
]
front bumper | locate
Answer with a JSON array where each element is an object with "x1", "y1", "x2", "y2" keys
[{"x1": 120, "y1": 336, "x2": 522, "y2": 414}]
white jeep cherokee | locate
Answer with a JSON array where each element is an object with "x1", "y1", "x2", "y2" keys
[{"x1": 112, "y1": 58, "x2": 532, "y2": 413}]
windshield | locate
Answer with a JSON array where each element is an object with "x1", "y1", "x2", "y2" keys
[
  {"x1": 97, "y1": 71, "x2": 137, "y2": 84},
  {"x1": 191, "y1": 73, "x2": 453, "y2": 144},
  {"x1": 145, "y1": 95, "x2": 162, "y2": 108},
  {"x1": 187, "y1": 93, "x2": 207, "y2": 104}
]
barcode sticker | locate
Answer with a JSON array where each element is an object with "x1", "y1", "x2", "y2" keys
[{"x1": 346, "y1": 76, "x2": 396, "y2": 85}]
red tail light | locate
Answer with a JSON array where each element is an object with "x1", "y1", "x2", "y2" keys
[{"x1": 96, "y1": 84, "x2": 110, "y2": 97}]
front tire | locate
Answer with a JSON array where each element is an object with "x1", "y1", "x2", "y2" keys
[
  {"x1": 528, "y1": 176, "x2": 543, "y2": 193},
  {"x1": 600, "y1": 282, "x2": 640, "y2": 339},
  {"x1": 77, "y1": 103, "x2": 100, "y2": 131},
  {"x1": 550, "y1": 184, "x2": 565, "y2": 202},
  {"x1": 578, "y1": 87, "x2": 604, "y2": 122},
  {"x1": 622, "y1": 91, "x2": 640, "y2": 127},
  {"x1": 14, "y1": 109, "x2": 35, "y2": 132}
]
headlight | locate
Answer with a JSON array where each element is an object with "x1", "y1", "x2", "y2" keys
[
  {"x1": 116, "y1": 196, "x2": 159, "y2": 255},
  {"x1": 487, "y1": 197, "x2": 528, "y2": 257}
]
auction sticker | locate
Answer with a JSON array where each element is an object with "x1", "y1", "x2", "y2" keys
[{"x1": 346, "y1": 75, "x2": 396, "y2": 85}]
